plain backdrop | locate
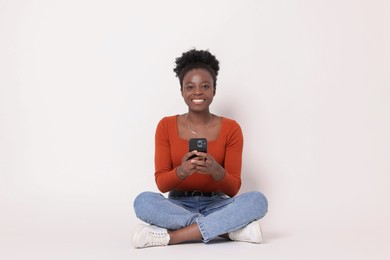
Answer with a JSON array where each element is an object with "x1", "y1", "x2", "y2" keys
[{"x1": 1, "y1": 0, "x2": 389, "y2": 259}]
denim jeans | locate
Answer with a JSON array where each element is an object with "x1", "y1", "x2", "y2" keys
[{"x1": 133, "y1": 191, "x2": 268, "y2": 243}]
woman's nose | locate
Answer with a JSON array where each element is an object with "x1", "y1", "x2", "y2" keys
[{"x1": 193, "y1": 86, "x2": 203, "y2": 94}]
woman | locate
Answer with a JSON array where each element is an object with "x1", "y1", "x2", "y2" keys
[{"x1": 132, "y1": 49, "x2": 268, "y2": 248}]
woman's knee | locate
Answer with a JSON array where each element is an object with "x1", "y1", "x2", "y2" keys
[
  {"x1": 243, "y1": 191, "x2": 268, "y2": 218},
  {"x1": 133, "y1": 191, "x2": 162, "y2": 216}
]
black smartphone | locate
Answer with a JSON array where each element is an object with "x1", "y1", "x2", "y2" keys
[{"x1": 188, "y1": 138, "x2": 207, "y2": 160}]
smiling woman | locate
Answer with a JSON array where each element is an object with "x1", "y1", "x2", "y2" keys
[{"x1": 131, "y1": 49, "x2": 268, "y2": 248}]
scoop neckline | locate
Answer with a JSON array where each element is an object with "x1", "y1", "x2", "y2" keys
[{"x1": 175, "y1": 114, "x2": 223, "y2": 142}]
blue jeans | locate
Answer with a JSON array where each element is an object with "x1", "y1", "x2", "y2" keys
[{"x1": 133, "y1": 191, "x2": 268, "y2": 243}]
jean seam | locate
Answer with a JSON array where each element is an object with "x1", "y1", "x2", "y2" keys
[{"x1": 195, "y1": 216, "x2": 210, "y2": 243}]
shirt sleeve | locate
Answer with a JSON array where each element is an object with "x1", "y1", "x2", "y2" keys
[
  {"x1": 154, "y1": 118, "x2": 183, "y2": 193},
  {"x1": 215, "y1": 120, "x2": 243, "y2": 197}
]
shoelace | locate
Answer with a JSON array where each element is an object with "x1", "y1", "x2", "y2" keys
[
  {"x1": 145, "y1": 231, "x2": 168, "y2": 246},
  {"x1": 230, "y1": 227, "x2": 253, "y2": 241},
  {"x1": 234, "y1": 232, "x2": 251, "y2": 241}
]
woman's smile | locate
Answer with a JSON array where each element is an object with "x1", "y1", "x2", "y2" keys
[{"x1": 191, "y1": 98, "x2": 207, "y2": 104}]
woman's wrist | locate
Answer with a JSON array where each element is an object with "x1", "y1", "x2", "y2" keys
[
  {"x1": 176, "y1": 166, "x2": 187, "y2": 180},
  {"x1": 211, "y1": 165, "x2": 225, "y2": 181}
]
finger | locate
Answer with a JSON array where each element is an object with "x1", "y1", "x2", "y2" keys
[
  {"x1": 195, "y1": 157, "x2": 209, "y2": 166},
  {"x1": 188, "y1": 161, "x2": 197, "y2": 169},
  {"x1": 190, "y1": 159, "x2": 198, "y2": 164},
  {"x1": 195, "y1": 166, "x2": 210, "y2": 173},
  {"x1": 191, "y1": 158, "x2": 206, "y2": 165},
  {"x1": 196, "y1": 152, "x2": 207, "y2": 158},
  {"x1": 185, "y1": 150, "x2": 198, "y2": 161}
]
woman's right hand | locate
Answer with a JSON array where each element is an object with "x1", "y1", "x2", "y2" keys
[{"x1": 176, "y1": 150, "x2": 203, "y2": 179}]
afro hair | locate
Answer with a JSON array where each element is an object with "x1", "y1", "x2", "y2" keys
[{"x1": 173, "y1": 49, "x2": 220, "y2": 92}]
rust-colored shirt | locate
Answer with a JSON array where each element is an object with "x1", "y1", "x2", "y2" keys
[{"x1": 154, "y1": 115, "x2": 243, "y2": 197}]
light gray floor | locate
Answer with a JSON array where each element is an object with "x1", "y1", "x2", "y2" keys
[{"x1": 2, "y1": 216, "x2": 389, "y2": 260}]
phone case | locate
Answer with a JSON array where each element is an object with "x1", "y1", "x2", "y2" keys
[
  {"x1": 188, "y1": 138, "x2": 207, "y2": 159},
  {"x1": 189, "y1": 138, "x2": 207, "y2": 153}
]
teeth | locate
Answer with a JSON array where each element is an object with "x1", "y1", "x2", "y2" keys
[{"x1": 192, "y1": 99, "x2": 205, "y2": 103}]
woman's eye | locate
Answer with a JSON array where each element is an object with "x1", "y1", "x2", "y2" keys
[
  {"x1": 202, "y1": 85, "x2": 210, "y2": 89},
  {"x1": 186, "y1": 85, "x2": 193, "y2": 90}
]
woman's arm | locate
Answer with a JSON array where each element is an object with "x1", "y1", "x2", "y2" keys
[
  {"x1": 154, "y1": 118, "x2": 183, "y2": 192},
  {"x1": 215, "y1": 121, "x2": 243, "y2": 196}
]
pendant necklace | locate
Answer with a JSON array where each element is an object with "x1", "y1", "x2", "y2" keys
[{"x1": 185, "y1": 113, "x2": 213, "y2": 135}]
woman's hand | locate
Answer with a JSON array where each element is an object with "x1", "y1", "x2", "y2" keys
[
  {"x1": 177, "y1": 151, "x2": 226, "y2": 181},
  {"x1": 176, "y1": 150, "x2": 201, "y2": 179}
]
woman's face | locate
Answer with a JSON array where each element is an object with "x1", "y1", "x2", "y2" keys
[{"x1": 181, "y1": 68, "x2": 215, "y2": 112}]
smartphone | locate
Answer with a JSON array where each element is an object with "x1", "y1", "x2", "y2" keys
[{"x1": 188, "y1": 138, "x2": 207, "y2": 160}]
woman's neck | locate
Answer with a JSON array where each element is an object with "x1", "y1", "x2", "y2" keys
[{"x1": 186, "y1": 111, "x2": 212, "y2": 125}]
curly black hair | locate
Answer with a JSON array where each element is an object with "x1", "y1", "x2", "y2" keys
[{"x1": 173, "y1": 49, "x2": 220, "y2": 93}]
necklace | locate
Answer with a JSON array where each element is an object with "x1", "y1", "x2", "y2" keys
[{"x1": 185, "y1": 113, "x2": 213, "y2": 135}]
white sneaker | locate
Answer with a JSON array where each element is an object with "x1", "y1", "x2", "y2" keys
[
  {"x1": 228, "y1": 221, "x2": 263, "y2": 243},
  {"x1": 132, "y1": 224, "x2": 170, "y2": 248}
]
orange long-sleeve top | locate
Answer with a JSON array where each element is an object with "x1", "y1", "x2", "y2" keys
[{"x1": 154, "y1": 115, "x2": 243, "y2": 197}]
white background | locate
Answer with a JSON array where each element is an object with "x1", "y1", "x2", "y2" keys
[{"x1": 1, "y1": 0, "x2": 389, "y2": 259}]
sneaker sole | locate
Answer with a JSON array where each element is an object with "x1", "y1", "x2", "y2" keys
[
  {"x1": 131, "y1": 224, "x2": 147, "y2": 248},
  {"x1": 245, "y1": 221, "x2": 263, "y2": 243}
]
